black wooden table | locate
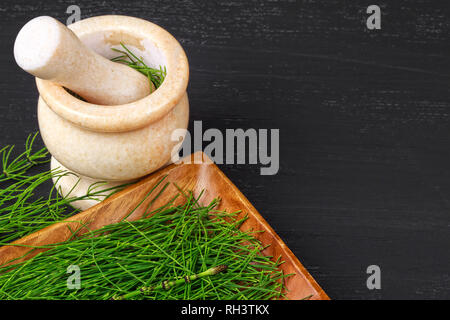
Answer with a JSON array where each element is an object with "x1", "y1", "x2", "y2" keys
[{"x1": 0, "y1": 0, "x2": 449, "y2": 299}]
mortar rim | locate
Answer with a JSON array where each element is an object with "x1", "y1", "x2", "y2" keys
[{"x1": 36, "y1": 15, "x2": 189, "y2": 133}]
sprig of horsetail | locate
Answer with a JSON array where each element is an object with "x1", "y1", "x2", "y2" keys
[
  {"x1": 114, "y1": 265, "x2": 229, "y2": 300},
  {"x1": 0, "y1": 133, "x2": 126, "y2": 244},
  {"x1": 152, "y1": 265, "x2": 229, "y2": 291},
  {"x1": 66, "y1": 44, "x2": 166, "y2": 100},
  {"x1": 0, "y1": 132, "x2": 48, "y2": 182},
  {"x1": 111, "y1": 43, "x2": 166, "y2": 92}
]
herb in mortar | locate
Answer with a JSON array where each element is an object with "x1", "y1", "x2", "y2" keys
[
  {"x1": 111, "y1": 43, "x2": 167, "y2": 92},
  {"x1": 66, "y1": 44, "x2": 166, "y2": 101}
]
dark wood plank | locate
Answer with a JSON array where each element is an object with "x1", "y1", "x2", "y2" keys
[{"x1": 0, "y1": 0, "x2": 449, "y2": 299}]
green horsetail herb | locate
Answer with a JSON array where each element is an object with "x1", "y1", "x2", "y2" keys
[
  {"x1": 0, "y1": 135, "x2": 290, "y2": 300},
  {"x1": 0, "y1": 133, "x2": 48, "y2": 182},
  {"x1": 66, "y1": 44, "x2": 166, "y2": 101},
  {"x1": 0, "y1": 175, "x2": 290, "y2": 300},
  {"x1": 115, "y1": 265, "x2": 229, "y2": 300},
  {"x1": 111, "y1": 43, "x2": 167, "y2": 92},
  {"x1": 0, "y1": 133, "x2": 127, "y2": 244}
]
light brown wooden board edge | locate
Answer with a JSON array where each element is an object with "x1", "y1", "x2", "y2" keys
[{"x1": 0, "y1": 152, "x2": 329, "y2": 300}]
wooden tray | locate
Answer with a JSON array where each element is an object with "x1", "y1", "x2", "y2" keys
[{"x1": 0, "y1": 152, "x2": 329, "y2": 300}]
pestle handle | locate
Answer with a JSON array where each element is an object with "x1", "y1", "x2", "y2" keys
[{"x1": 14, "y1": 16, "x2": 151, "y2": 106}]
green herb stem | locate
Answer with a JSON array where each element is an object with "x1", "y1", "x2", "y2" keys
[{"x1": 111, "y1": 43, "x2": 166, "y2": 92}]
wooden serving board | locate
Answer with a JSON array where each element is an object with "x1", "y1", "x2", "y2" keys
[{"x1": 0, "y1": 152, "x2": 329, "y2": 300}]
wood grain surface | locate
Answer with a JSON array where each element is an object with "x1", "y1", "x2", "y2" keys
[
  {"x1": 0, "y1": 152, "x2": 329, "y2": 300},
  {"x1": 0, "y1": 0, "x2": 449, "y2": 299}
]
